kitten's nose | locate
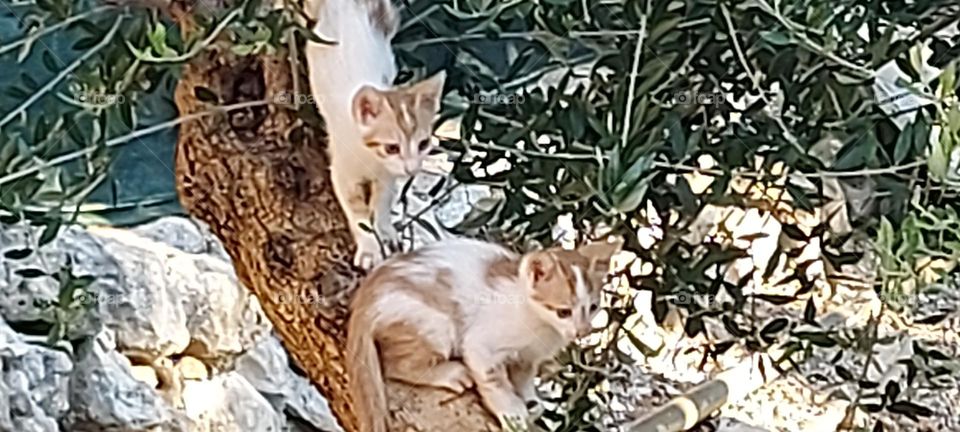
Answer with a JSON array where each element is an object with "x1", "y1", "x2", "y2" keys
[
  {"x1": 576, "y1": 323, "x2": 593, "y2": 338},
  {"x1": 404, "y1": 160, "x2": 419, "y2": 176}
]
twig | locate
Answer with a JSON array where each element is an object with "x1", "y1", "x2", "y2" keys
[
  {"x1": 620, "y1": 22, "x2": 647, "y2": 150},
  {"x1": 839, "y1": 306, "x2": 883, "y2": 430},
  {"x1": 396, "y1": 29, "x2": 648, "y2": 49},
  {"x1": 129, "y1": 8, "x2": 241, "y2": 63},
  {"x1": 753, "y1": 0, "x2": 874, "y2": 79},
  {"x1": 466, "y1": 141, "x2": 599, "y2": 161},
  {"x1": 0, "y1": 15, "x2": 123, "y2": 129},
  {"x1": 397, "y1": 179, "x2": 462, "y2": 231},
  {"x1": 720, "y1": 3, "x2": 803, "y2": 154},
  {"x1": 0, "y1": 100, "x2": 269, "y2": 187},
  {"x1": 0, "y1": 6, "x2": 115, "y2": 57},
  {"x1": 653, "y1": 160, "x2": 927, "y2": 179}
]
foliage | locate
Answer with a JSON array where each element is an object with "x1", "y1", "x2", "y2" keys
[
  {"x1": 876, "y1": 202, "x2": 960, "y2": 309},
  {"x1": 1, "y1": 0, "x2": 959, "y2": 429},
  {"x1": 2, "y1": 243, "x2": 97, "y2": 353},
  {"x1": 391, "y1": 0, "x2": 960, "y2": 429}
]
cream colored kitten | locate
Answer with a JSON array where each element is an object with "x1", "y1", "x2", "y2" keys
[
  {"x1": 347, "y1": 237, "x2": 622, "y2": 431},
  {"x1": 305, "y1": 0, "x2": 446, "y2": 268}
]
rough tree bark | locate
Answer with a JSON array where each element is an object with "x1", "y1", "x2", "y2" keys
[{"x1": 170, "y1": 10, "x2": 499, "y2": 432}]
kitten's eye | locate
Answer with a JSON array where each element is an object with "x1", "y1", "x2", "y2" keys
[
  {"x1": 418, "y1": 139, "x2": 430, "y2": 152},
  {"x1": 555, "y1": 308, "x2": 572, "y2": 319},
  {"x1": 589, "y1": 304, "x2": 599, "y2": 313},
  {"x1": 383, "y1": 143, "x2": 401, "y2": 155}
]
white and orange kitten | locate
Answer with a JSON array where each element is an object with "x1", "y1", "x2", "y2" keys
[
  {"x1": 347, "y1": 237, "x2": 622, "y2": 431},
  {"x1": 305, "y1": 0, "x2": 446, "y2": 267}
]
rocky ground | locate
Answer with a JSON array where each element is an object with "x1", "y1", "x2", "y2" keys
[{"x1": 0, "y1": 218, "x2": 341, "y2": 432}]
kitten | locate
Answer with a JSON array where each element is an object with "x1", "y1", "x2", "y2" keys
[
  {"x1": 305, "y1": 0, "x2": 446, "y2": 268},
  {"x1": 347, "y1": 237, "x2": 623, "y2": 431}
]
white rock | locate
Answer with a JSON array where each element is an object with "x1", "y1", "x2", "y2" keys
[
  {"x1": 88, "y1": 222, "x2": 270, "y2": 358},
  {"x1": 1, "y1": 217, "x2": 269, "y2": 358},
  {"x1": 0, "y1": 225, "x2": 63, "y2": 322},
  {"x1": 236, "y1": 335, "x2": 342, "y2": 432},
  {"x1": 131, "y1": 217, "x2": 208, "y2": 254},
  {"x1": 181, "y1": 372, "x2": 285, "y2": 432},
  {"x1": 0, "y1": 320, "x2": 72, "y2": 432},
  {"x1": 2, "y1": 217, "x2": 340, "y2": 431},
  {"x1": 66, "y1": 330, "x2": 181, "y2": 431}
]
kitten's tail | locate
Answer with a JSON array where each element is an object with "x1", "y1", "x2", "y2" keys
[{"x1": 346, "y1": 307, "x2": 388, "y2": 432}]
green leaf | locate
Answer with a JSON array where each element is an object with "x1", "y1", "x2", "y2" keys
[
  {"x1": 624, "y1": 329, "x2": 662, "y2": 357},
  {"x1": 609, "y1": 154, "x2": 654, "y2": 213},
  {"x1": 244, "y1": 0, "x2": 263, "y2": 18},
  {"x1": 722, "y1": 315, "x2": 746, "y2": 337},
  {"x1": 73, "y1": 37, "x2": 100, "y2": 50},
  {"x1": 885, "y1": 381, "x2": 900, "y2": 400},
  {"x1": 888, "y1": 401, "x2": 934, "y2": 419},
  {"x1": 41, "y1": 50, "x2": 59, "y2": 71},
  {"x1": 833, "y1": 137, "x2": 874, "y2": 170},
  {"x1": 38, "y1": 218, "x2": 61, "y2": 246},
  {"x1": 835, "y1": 365, "x2": 855, "y2": 381},
  {"x1": 684, "y1": 316, "x2": 704, "y2": 337},
  {"x1": 231, "y1": 44, "x2": 255, "y2": 56},
  {"x1": 761, "y1": 317, "x2": 789, "y2": 335},
  {"x1": 15, "y1": 268, "x2": 47, "y2": 278},
  {"x1": 760, "y1": 31, "x2": 791, "y2": 46},
  {"x1": 754, "y1": 294, "x2": 798, "y2": 305},
  {"x1": 665, "y1": 112, "x2": 687, "y2": 158},
  {"x1": 893, "y1": 122, "x2": 913, "y2": 163},
  {"x1": 3, "y1": 248, "x2": 33, "y2": 259},
  {"x1": 803, "y1": 298, "x2": 817, "y2": 324},
  {"x1": 786, "y1": 183, "x2": 814, "y2": 213},
  {"x1": 193, "y1": 86, "x2": 220, "y2": 104}
]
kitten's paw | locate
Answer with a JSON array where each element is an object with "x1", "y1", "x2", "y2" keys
[
  {"x1": 497, "y1": 411, "x2": 530, "y2": 431},
  {"x1": 491, "y1": 397, "x2": 530, "y2": 429},
  {"x1": 433, "y1": 362, "x2": 474, "y2": 394},
  {"x1": 354, "y1": 235, "x2": 385, "y2": 270},
  {"x1": 376, "y1": 225, "x2": 402, "y2": 254}
]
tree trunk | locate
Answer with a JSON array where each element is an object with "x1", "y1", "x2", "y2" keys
[{"x1": 170, "y1": 15, "x2": 499, "y2": 432}]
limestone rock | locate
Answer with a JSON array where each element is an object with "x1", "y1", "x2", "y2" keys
[
  {"x1": 175, "y1": 356, "x2": 208, "y2": 381},
  {"x1": 129, "y1": 365, "x2": 160, "y2": 389},
  {"x1": 182, "y1": 372, "x2": 286, "y2": 432},
  {"x1": 0, "y1": 225, "x2": 69, "y2": 323},
  {"x1": 65, "y1": 330, "x2": 181, "y2": 432},
  {"x1": 131, "y1": 217, "x2": 208, "y2": 254},
  {"x1": 2, "y1": 217, "x2": 340, "y2": 431},
  {"x1": 88, "y1": 222, "x2": 270, "y2": 358},
  {"x1": 236, "y1": 335, "x2": 343, "y2": 432},
  {"x1": 1, "y1": 217, "x2": 269, "y2": 359},
  {"x1": 0, "y1": 320, "x2": 72, "y2": 432}
]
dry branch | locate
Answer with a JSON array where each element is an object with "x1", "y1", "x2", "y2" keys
[{"x1": 625, "y1": 349, "x2": 792, "y2": 432}]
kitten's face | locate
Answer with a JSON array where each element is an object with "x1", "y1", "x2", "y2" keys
[
  {"x1": 520, "y1": 239, "x2": 623, "y2": 340},
  {"x1": 351, "y1": 71, "x2": 446, "y2": 177}
]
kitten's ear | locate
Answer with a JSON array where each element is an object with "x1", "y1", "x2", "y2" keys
[
  {"x1": 413, "y1": 70, "x2": 447, "y2": 111},
  {"x1": 352, "y1": 86, "x2": 386, "y2": 126},
  {"x1": 577, "y1": 238, "x2": 624, "y2": 265},
  {"x1": 521, "y1": 251, "x2": 555, "y2": 284}
]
